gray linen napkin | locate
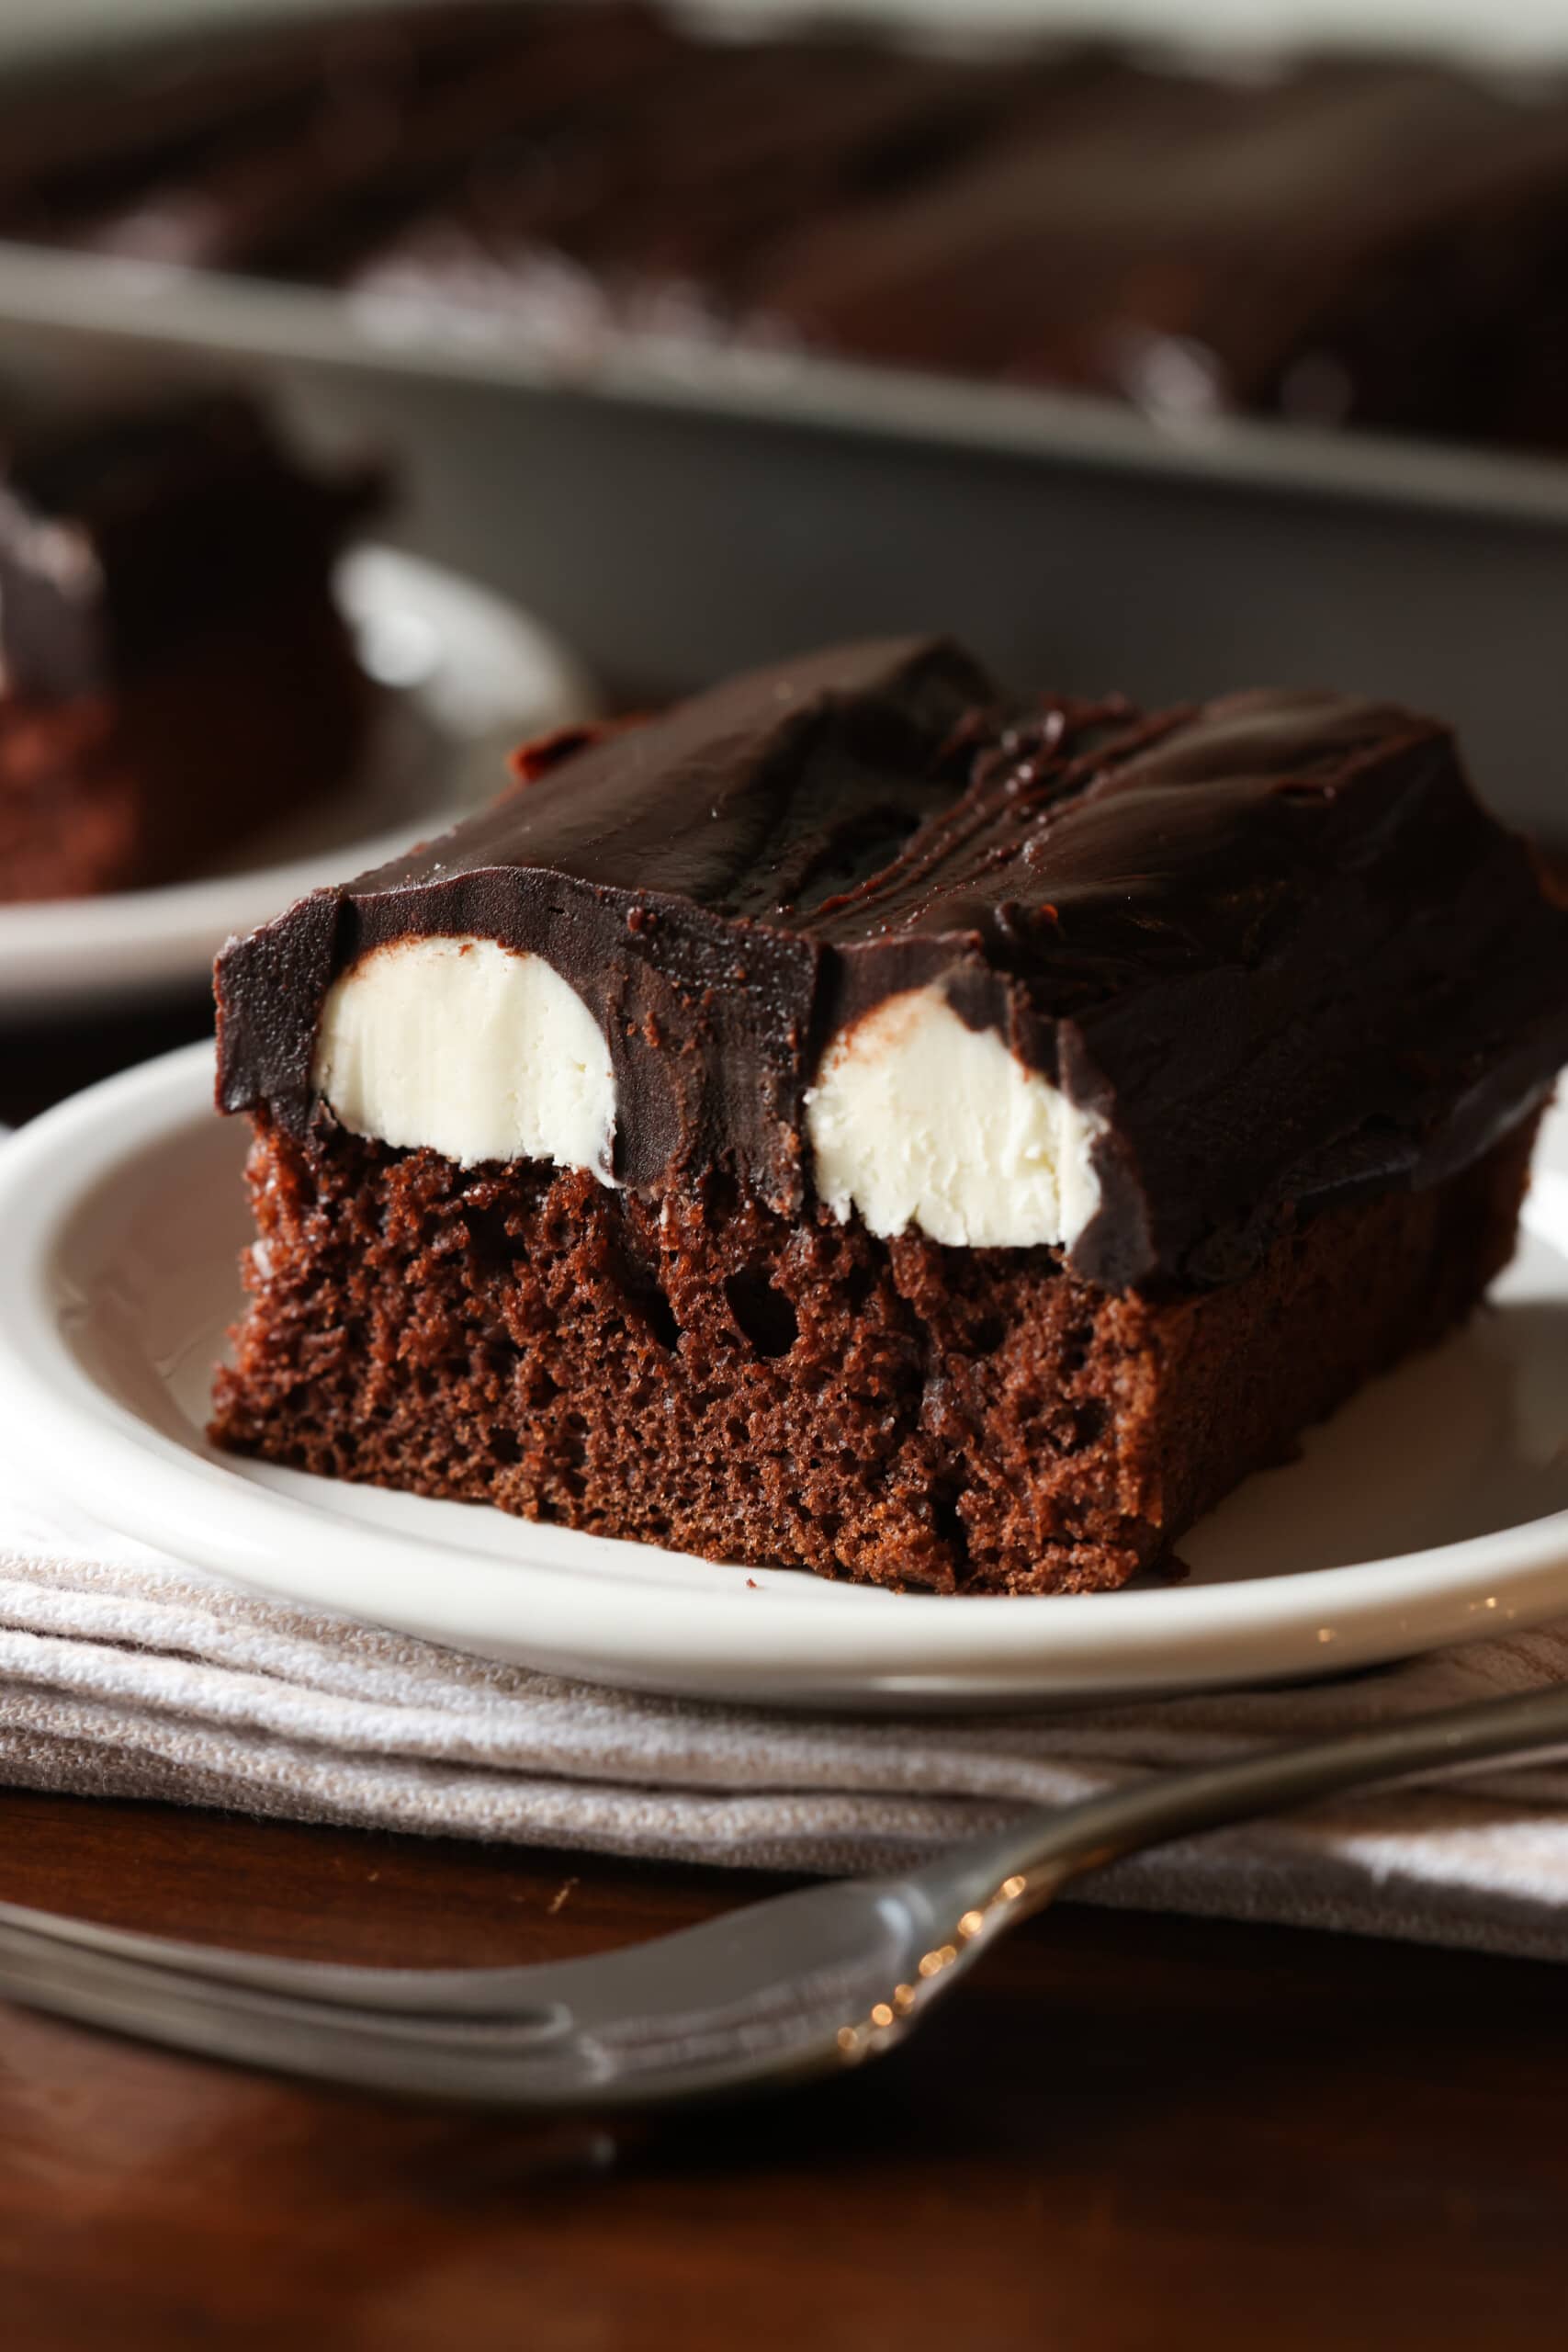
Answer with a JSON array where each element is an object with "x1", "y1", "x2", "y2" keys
[{"x1": 7, "y1": 1460, "x2": 1568, "y2": 1962}]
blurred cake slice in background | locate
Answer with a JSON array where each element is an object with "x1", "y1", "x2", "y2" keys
[{"x1": 0, "y1": 386, "x2": 382, "y2": 902}]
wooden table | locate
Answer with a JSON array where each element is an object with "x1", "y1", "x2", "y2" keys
[{"x1": 5, "y1": 995, "x2": 1568, "y2": 2352}]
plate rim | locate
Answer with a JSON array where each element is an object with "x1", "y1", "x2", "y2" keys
[{"x1": 0, "y1": 1040, "x2": 1565, "y2": 1709}]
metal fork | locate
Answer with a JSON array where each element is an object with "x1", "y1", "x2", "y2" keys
[{"x1": 5, "y1": 1680, "x2": 1568, "y2": 2109}]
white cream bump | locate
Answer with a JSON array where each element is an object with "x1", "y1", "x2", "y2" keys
[
  {"x1": 311, "y1": 934, "x2": 616, "y2": 1175},
  {"x1": 805, "y1": 984, "x2": 1105, "y2": 1250}
]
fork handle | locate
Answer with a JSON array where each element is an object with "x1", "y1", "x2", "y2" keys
[{"x1": 938, "y1": 1679, "x2": 1568, "y2": 1927}]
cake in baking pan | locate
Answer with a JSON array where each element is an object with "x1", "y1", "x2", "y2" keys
[{"x1": 6, "y1": 6, "x2": 1568, "y2": 448}]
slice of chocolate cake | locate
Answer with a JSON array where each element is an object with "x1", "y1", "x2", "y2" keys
[
  {"x1": 0, "y1": 389, "x2": 380, "y2": 902},
  {"x1": 210, "y1": 640, "x2": 1568, "y2": 1594}
]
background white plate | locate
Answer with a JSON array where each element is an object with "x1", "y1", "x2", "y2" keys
[
  {"x1": 0, "y1": 1043, "x2": 1564, "y2": 1711},
  {"x1": 0, "y1": 543, "x2": 593, "y2": 1017}
]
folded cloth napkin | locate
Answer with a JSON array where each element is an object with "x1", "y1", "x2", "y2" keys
[{"x1": 7, "y1": 1465, "x2": 1568, "y2": 1961}]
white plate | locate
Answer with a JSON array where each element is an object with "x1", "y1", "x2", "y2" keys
[
  {"x1": 0, "y1": 543, "x2": 593, "y2": 1017},
  {"x1": 0, "y1": 1040, "x2": 1565, "y2": 1711}
]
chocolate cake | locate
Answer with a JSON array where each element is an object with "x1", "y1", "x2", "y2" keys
[
  {"x1": 0, "y1": 390, "x2": 379, "y2": 902},
  {"x1": 8, "y1": 6, "x2": 1568, "y2": 449},
  {"x1": 210, "y1": 639, "x2": 1568, "y2": 1594}
]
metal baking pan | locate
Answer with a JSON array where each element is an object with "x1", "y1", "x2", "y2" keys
[{"x1": 0, "y1": 177, "x2": 1565, "y2": 837}]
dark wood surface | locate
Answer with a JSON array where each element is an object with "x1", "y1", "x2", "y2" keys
[
  {"x1": 7, "y1": 1789, "x2": 1568, "y2": 2352},
  {"x1": 6, "y1": 980, "x2": 1568, "y2": 2350}
]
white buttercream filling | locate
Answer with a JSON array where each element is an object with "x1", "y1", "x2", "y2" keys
[
  {"x1": 310, "y1": 943, "x2": 1101, "y2": 1250},
  {"x1": 311, "y1": 934, "x2": 616, "y2": 1175},
  {"x1": 805, "y1": 984, "x2": 1105, "y2": 1250}
]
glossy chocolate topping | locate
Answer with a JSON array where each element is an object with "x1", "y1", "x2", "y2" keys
[
  {"x1": 216, "y1": 636, "x2": 1568, "y2": 1289},
  {"x1": 0, "y1": 390, "x2": 380, "y2": 702}
]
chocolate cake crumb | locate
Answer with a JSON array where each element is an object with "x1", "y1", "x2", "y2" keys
[{"x1": 210, "y1": 1109, "x2": 1540, "y2": 1595}]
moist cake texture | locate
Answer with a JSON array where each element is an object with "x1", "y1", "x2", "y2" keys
[
  {"x1": 214, "y1": 1114, "x2": 1538, "y2": 1595},
  {"x1": 0, "y1": 390, "x2": 379, "y2": 901},
  {"x1": 212, "y1": 639, "x2": 1568, "y2": 1593}
]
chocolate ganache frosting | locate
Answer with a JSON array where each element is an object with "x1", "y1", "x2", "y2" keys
[{"x1": 216, "y1": 637, "x2": 1568, "y2": 1290}]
